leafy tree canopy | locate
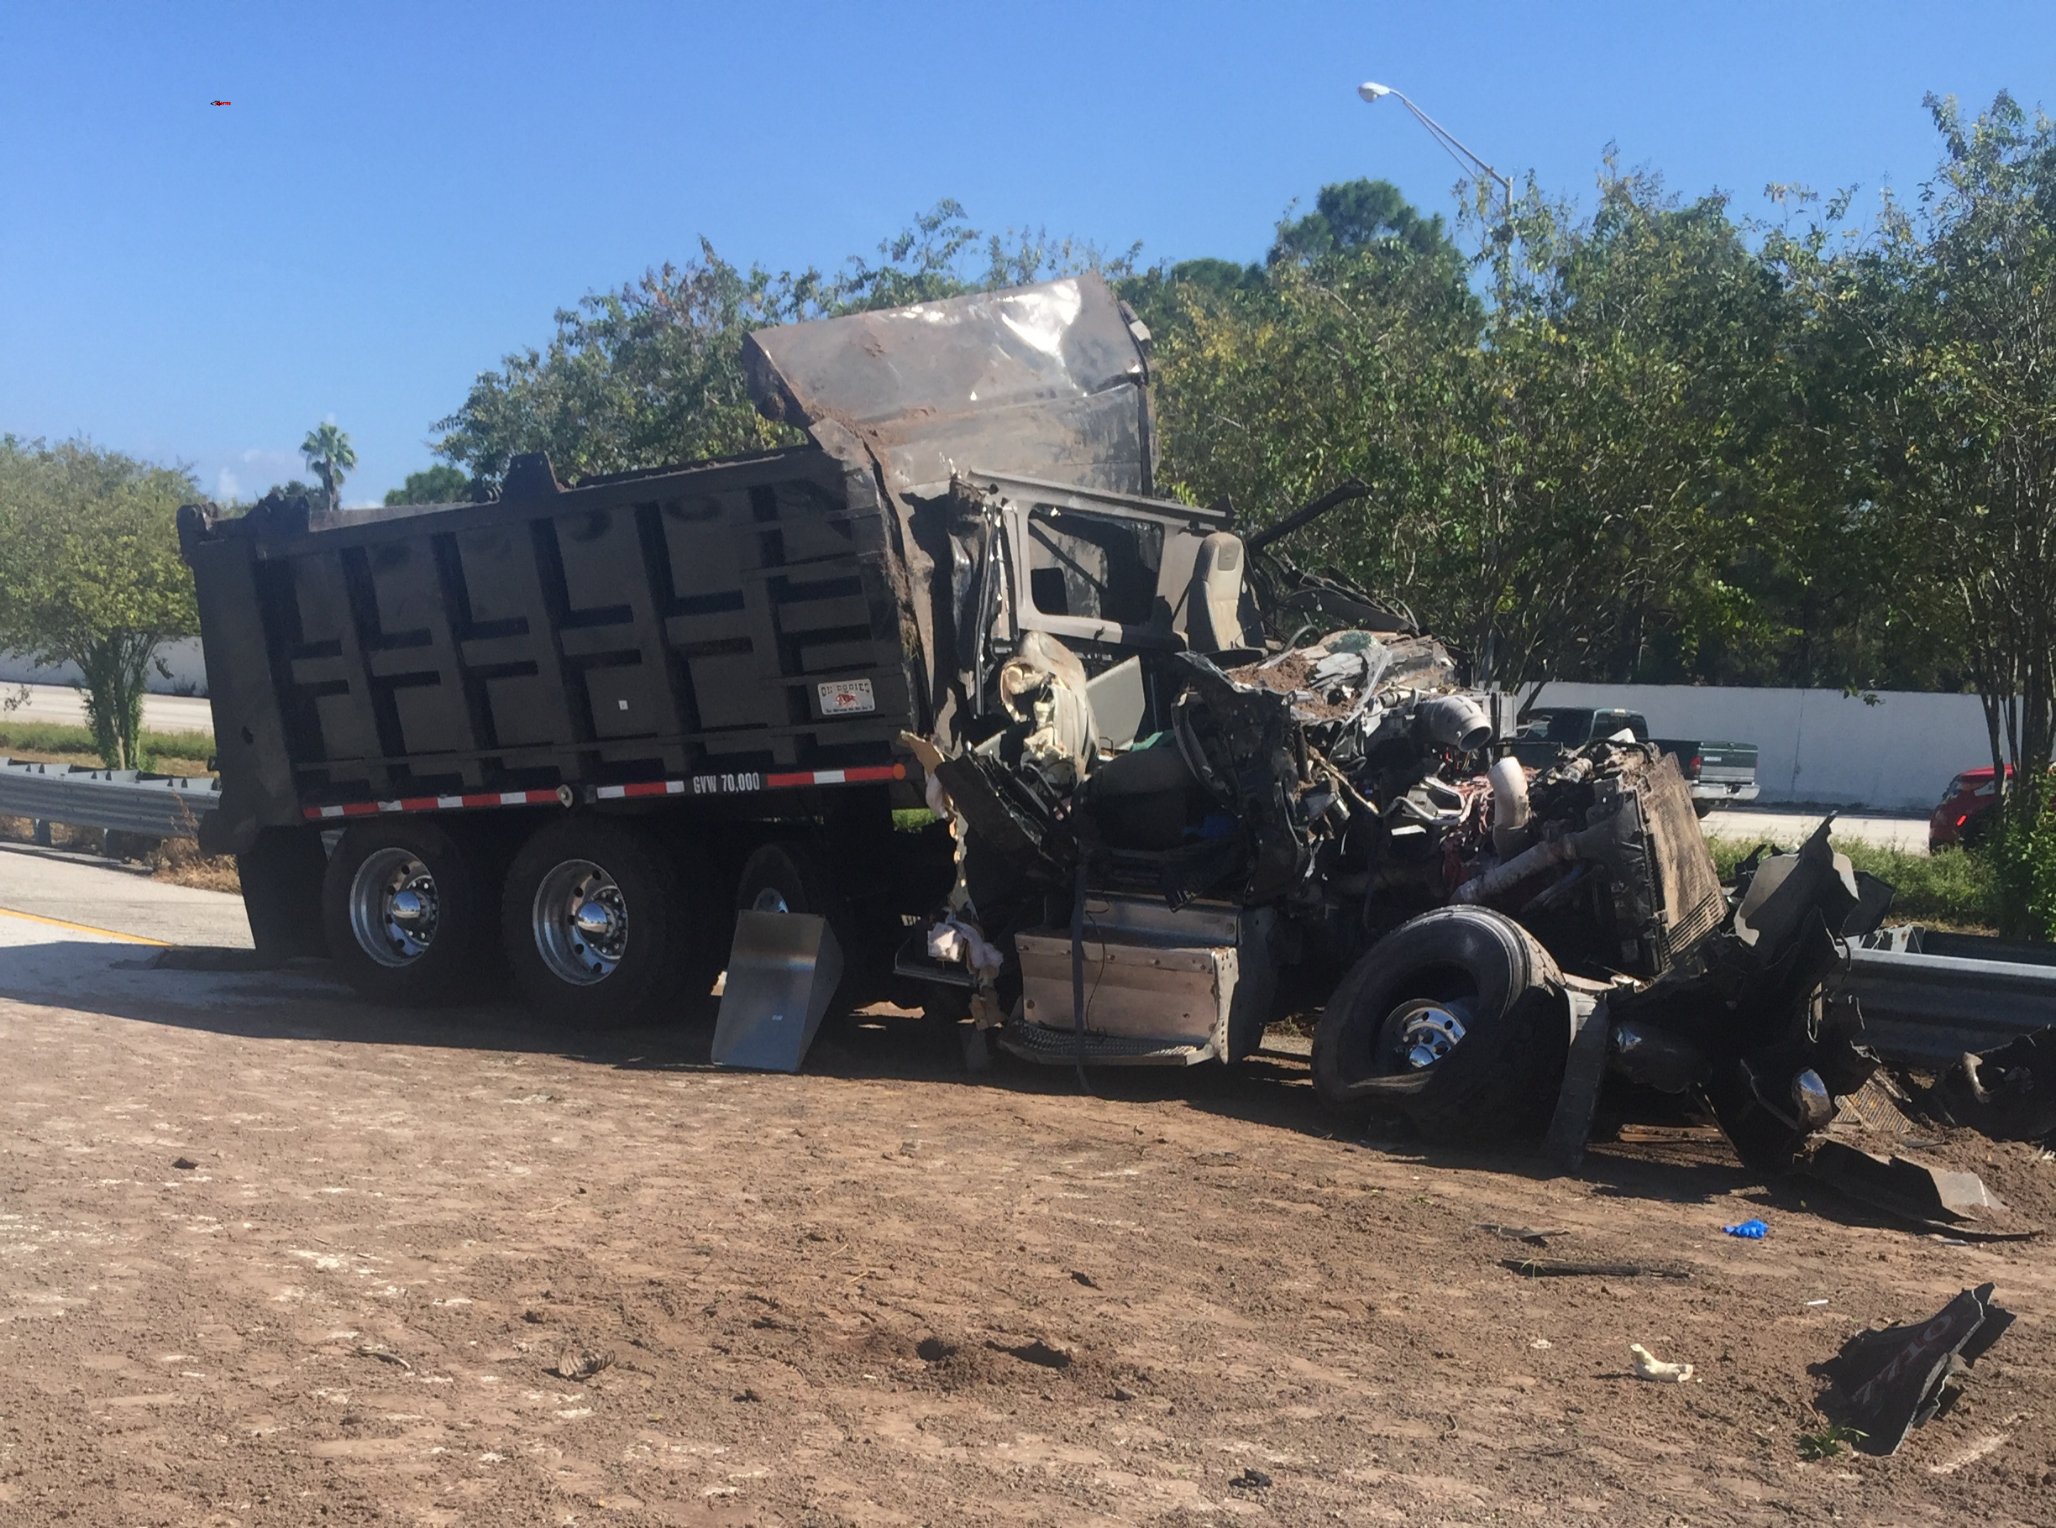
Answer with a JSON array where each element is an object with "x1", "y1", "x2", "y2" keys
[
  {"x1": 384, "y1": 464, "x2": 472, "y2": 506},
  {"x1": 1268, "y1": 177, "x2": 1462, "y2": 267},
  {"x1": 0, "y1": 437, "x2": 199, "y2": 768}
]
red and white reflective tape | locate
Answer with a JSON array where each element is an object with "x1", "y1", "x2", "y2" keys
[
  {"x1": 301, "y1": 762, "x2": 907, "y2": 819},
  {"x1": 303, "y1": 786, "x2": 568, "y2": 821},
  {"x1": 766, "y1": 763, "x2": 906, "y2": 789},
  {"x1": 595, "y1": 761, "x2": 907, "y2": 799}
]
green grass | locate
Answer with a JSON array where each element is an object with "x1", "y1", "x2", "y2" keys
[
  {"x1": 1797, "y1": 1421, "x2": 1868, "y2": 1461},
  {"x1": 1708, "y1": 835, "x2": 1998, "y2": 930},
  {"x1": 0, "y1": 721, "x2": 216, "y2": 774}
]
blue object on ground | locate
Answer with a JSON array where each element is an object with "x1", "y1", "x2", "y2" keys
[{"x1": 1723, "y1": 1218, "x2": 1770, "y2": 1239}]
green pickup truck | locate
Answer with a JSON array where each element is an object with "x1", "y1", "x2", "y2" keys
[{"x1": 1510, "y1": 707, "x2": 1760, "y2": 816}]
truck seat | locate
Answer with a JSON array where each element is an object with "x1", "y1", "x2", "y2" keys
[{"x1": 1186, "y1": 531, "x2": 1256, "y2": 656}]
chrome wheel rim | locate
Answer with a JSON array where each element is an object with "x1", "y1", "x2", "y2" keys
[
  {"x1": 532, "y1": 859, "x2": 627, "y2": 985},
  {"x1": 348, "y1": 849, "x2": 440, "y2": 968},
  {"x1": 1381, "y1": 997, "x2": 1471, "y2": 1071}
]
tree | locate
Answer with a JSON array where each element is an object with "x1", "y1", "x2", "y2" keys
[
  {"x1": 1476, "y1": 168, "x2": 1808, "y2": 685},
  {"x1": 1154, "y1": 169, "x2": 1844, "y2": 692},
  {"x1": 300, "y1": 422, "x2": 357, "y2": 507},
  {"x1": 1151, "y1": 204, "x2": 1485, "y2": 598},
  {"x1": 0, "y1": 438, "x2": 200, "y2": 769},
  {"x1": 384, "y1": 464, "x2": 472, "y2": 506},
  {"x1": 1776, "y1": 94, "x2": 2056, "y2": 931},
  {"x1": 1268, "y1": 177, "x2": 1462, "y2": 268}
]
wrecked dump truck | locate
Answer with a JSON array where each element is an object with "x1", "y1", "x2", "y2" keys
[{"x1": 177, "y1": 273, "x2": 1893, "y2": 1161}]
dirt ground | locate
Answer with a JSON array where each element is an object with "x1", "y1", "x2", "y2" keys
[{"x1": 1, "y1": 961, "x2": 2053, "y2": 1526}]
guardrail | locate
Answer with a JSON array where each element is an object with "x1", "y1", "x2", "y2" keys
[
  {"x1": 0, "y1": 757, "x2": 219, "y2": 839},
  {"x1": 1846, "y1": 925, "x2": 2056, "y2": 1063}
]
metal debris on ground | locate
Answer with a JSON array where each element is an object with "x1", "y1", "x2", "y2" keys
[
  {"x1": 1817, "y1": 1284, "x2": 2015, "y2": 1455},
  {"x1": 1502, "y1": 1258, "x2": 1691, "y2": 1280},
  {"x1": 1477, "y1": 1223, "x2": 1566, "y2": 1245},
  {"x1": 1923, "y1": 1024, "x2": 2056, "y2": 1144},
  {"x1": 1801, "y1": 1139, "x2": 2035, "y2": 1241},
  {"x1": 552, "y1": 1349, "x2": 615, "y2": 1382}
]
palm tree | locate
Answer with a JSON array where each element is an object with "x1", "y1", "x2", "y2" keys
[{"x1": 300, "y1": 422, "x2": 358, "y2": 508}]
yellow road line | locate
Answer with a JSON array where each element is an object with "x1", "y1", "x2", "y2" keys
[{"x1": 0, "y1": 905, "x2": 170, "y2": 946}]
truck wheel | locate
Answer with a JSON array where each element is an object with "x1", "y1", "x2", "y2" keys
[
  {"x1": 321, "y1": 819, "x2": 493, "y2": 1006},
  {"x1": 1311, "y1": 906, "x2": 1566, "y2": 1142},
  {"x1": 1693, "y1": 800, "x2": 1715, "y2": 819},
  {"x1": 734, "y1": 840, "x2": 865, "y2": 1013},
  {"x1": 503, "y1": 817, "x2": 714, "y2": 1027}
]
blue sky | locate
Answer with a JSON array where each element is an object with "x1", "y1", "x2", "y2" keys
[{"x1": 1, "y1": 1, "x2": 2044, "y2": 505}]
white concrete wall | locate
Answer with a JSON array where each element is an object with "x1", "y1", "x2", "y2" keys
[
  {"x1": 1538, "y1": 682, "x2": 1989, "y2": 812},
  {"x1": 0, "y1": 637, "x2": 208, "y2": 696}
]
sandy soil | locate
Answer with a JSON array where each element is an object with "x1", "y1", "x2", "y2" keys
[{"x1": 1, "y1": 967, "x2": 2052, "y2": 1526}]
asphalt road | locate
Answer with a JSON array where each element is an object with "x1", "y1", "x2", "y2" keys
[
  {"x1": 3, "y1": 682, "x2": 214, "y2": 735},
  {"x1": 1697, "y1": 805, "x2": 1931, "y2": 854},
  {"x1": 0, "y1": 842, "x2": 252, "y2": 949}
]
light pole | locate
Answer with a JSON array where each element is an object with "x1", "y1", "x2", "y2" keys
[
  {"x1": 1357, "y1": 81, "x2": 1513, "y2": 219},
  {"x1": 1358, "y1": 80, "x2": 1517, "y2": 688}
]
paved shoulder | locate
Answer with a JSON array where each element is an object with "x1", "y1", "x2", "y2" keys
[
  {"x1": 1699, "y1": 807, "x2": 1930, "y2": 854},
  {"x1": 0, "y1": 843, "x2": 251, "y2": 947}
]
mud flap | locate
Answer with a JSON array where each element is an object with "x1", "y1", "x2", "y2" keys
[
  {"x1": 711, "y1": 911, "x2": 844, "y2": 1072},
  {"x1": 1541, "y1": 990, "x2": 1611, "y2": 1173}
]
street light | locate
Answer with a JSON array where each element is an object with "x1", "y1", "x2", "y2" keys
[
  {"x1": 1358, "y1": 80, "x2": 1513, "y2": 217},
  {"x1": 1360, "y1": 80, "x2": 1517, "y2": 689}
]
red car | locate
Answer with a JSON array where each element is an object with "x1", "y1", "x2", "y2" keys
[{"x1": 1929, "y1": 765, "x2": 2011, "y2": 850}]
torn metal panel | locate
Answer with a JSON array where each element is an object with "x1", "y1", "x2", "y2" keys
[
  {"x1": 1802, "y1": 1138, "x2": 2031, "y2": 1238},
  {"x1": 1819, "y1": 1284, "x2": 2016, "y2": 1455},
  {"x1": 743, "y1": 274, "x2": 1155, "y2": 498},
  {"x1": 1540, "y1": 989, "x2": 1612, "y2": 1173}
]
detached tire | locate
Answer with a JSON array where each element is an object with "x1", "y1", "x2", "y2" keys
[
  {"x1": 321, "y1": 819, "x2": 494, "y2": 1006},
  {"x1": 502, "y1": 816, "x2": 715, "y2": 1028},
  {"x1": 1312, "y1": 906, "x2": 1567, "y2": 1142}
]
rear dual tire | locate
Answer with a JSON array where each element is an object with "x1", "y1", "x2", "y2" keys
[
  {"x1": 320, "y1": 820, "x2": 496, "y2": 1007},
  {"x1": 502, "y1": 816, "x2": 723, "y2": 1028}
]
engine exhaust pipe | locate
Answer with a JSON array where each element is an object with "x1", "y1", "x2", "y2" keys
[
  {"x1": 1416, "y1": 694, "x2": 1493, "y2": 753},
  {"x1": 1487, "y1": 755, "x2": 1533, "y2": 856}
]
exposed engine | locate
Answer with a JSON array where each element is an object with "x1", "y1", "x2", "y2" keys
[{"x1": 913, "y1": 609, "x2": 1892, "y2": 1165}]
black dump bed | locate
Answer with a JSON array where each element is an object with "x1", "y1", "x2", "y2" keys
[{"x1": 178, "y1": 445, "x2": 919, "y2": 851}]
